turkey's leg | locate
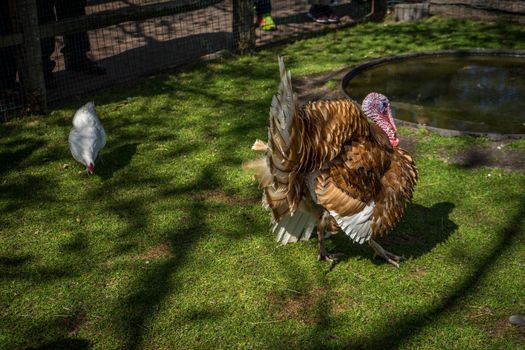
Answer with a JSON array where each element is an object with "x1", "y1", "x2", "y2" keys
[
  {"x1": 368, "y1": 239, "x2": 404, "y2": 268},
  {"x1": 317, "y1": 212, "x2": 344, "y2": 262}
]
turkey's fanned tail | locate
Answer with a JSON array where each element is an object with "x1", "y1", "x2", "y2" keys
[
  {"x1": 267, "y1": 56, "x2": 303, "y2": 215},
  {"x1": 245, "y1": 57, "x2": 377, "y2": 245}
]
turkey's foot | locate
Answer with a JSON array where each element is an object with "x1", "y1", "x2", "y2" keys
[
  {"x1": 317, "y1": 245, "x2": 344, "y2": 262},
  {"x1": 317, "y1": 212, "x2": 344, "y2": 262},
  {"x1": 368, "y1": 239, "x2": 404, "y2": 268}
]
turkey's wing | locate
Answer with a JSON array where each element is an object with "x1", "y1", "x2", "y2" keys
[
  {"x1": 371, "y1": 147, "x2": 418, "y2": 236},
  {"x1": 315, "y1": 139, "x2": 390, "y2": 243}
]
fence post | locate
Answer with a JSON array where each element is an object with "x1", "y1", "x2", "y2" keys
[
  {"x1": 370, "y1": 0, "x2": 388, "y2": 22},
  {"x1": 231, "y1": 0, "x2": 255, "y2": 54},
  {"x1": 18, "y1": 0, "x2": 47, "y2": 112}
]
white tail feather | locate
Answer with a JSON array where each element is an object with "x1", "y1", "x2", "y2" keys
[
  {"x1": 329, "y1": 201, "x2": 375, "y2": 244},
  {"x1": 273, "y1": 201, "x2": 318, "y2": 245}
]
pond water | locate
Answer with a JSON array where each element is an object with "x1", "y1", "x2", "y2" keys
[{"x1": 343, "y1": 55, "x2": 525, "y2": 135}]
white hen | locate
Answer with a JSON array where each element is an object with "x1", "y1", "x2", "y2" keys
[{"x1": 68, "y1": 101, "x2": 106, "y2": 174}]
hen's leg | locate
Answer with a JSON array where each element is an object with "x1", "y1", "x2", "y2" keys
[
  {"x1": 368, "y1": 239, "x2": 404, "y2": 268},
  {"x1": 317, "y1": 212, "x2": 344, "y2": 262}
]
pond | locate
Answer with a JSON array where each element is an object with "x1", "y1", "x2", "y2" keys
[{"x1": 342, "y1": 51, "x2": 525, "y2": 136}]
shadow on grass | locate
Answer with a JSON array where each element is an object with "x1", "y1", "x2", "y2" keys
[
  {"x1": 324, "y1": 201, "x2": 457, "y2": 267},
  {"x1": 68, "y1": 75, "x2": 269, "y2": 347},
  {"x1": 96, "y1": 142, "x2": 139, "y2": 180},
  {"x1": 0, "y1": 254, "x2": 32, "y2": 267},
  {"x1": 0, "y1": 138, "x2": 46, "y2": 177},
  {"x1": 260, "y1": 188, "x2": 523, "y2": 349},
  {"x1": 25, "y1": 338, "x2": 91, "y2": 350},
  {"x1": 0, "y1": 175, "x2": 59, "y2": 229},
  {"x1": 108, "y1": 166, "x2": 224, "y2": 349},
  {"x1": 382, "y1": 201, "x2": 457, "y2": 258}
]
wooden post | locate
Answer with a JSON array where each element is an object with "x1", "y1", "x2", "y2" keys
[
  {"x1": 370, "y1": 0, "x2": 388, "y2": 22},
  {"x1": 232, "y1": 0, "x2": 255, "y2": 54},
  {"x1": 17, "y1": 0, "x2": 47, "y2": 112}
]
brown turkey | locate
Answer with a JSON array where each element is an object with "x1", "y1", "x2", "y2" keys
[{"x1": 245, "y1": 57, "x2": 418, "y2": 267}]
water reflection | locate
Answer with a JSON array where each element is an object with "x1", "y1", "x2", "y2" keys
[{"x1": 344, "y1": 56, "x2": 525, "y2": 134}]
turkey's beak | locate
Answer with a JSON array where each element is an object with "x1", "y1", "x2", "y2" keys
[{"x1": 87, "y1": 163, "x2": 94, "y2": 175}]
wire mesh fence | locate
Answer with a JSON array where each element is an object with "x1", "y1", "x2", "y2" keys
[{"x1": 0, "y1": 0, "x2": 384, "y2": 118}]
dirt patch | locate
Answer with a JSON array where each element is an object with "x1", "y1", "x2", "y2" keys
[
  {"x1": 135, "y1": 242, "x2": 171, "y2": 261},
  {"x1": 265, "y1": 288, "x2": 353, "y2": 324},
  {"x1": 266, "y1": 289, "x2": 323, "y2": 325},
  {"x1": 410, "y1": 266, "x2": 428, "y2": 278},
  {"x1": 59, "y1": 308, "x2": 87, "y2": 333},
  {"x1": 447, "y1": 142, "x2": 525, "y2": 172},
  {"x1": 191, "y1": 191, "x2": 259, "y2": 205},
  {"x1": 486, "y1": 317, "x2": 525, "y2": 340}
]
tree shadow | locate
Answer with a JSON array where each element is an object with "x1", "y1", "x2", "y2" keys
[
  {"x1": 25, "y1": 338, "x2": 91, "y2": 350},
  {"x1": 0, "y1": 254, "x2": 32, "y2": 267},
  {"x1": 0, "y1": 138, "x2": 46, "y2": 177},
  {"x1": 96, "y1": 142, "x2": 139, "y2": 180},
  {"x1": 60, "y1": 232, "x2": 89, "y2": 253},
  {"x1": 0, "y1": 174, "x2": 59, "y2": 225},
  {"x1": 47, "y1": 31, "x2": 231, "y2": 104},
  {"x1": 108, "y1": 165, "x2": 224, "y2": 349},
  {"x1": 287, "y1": 179, "x2": 525, "y2": 349}
]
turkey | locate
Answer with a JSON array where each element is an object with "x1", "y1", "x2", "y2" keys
[
  {"x1": 68, "y1": 101, "x2": 106, "y2": 175},
  {"x1": 245, "y1": 57, "x2": 417, "y2": 267}
]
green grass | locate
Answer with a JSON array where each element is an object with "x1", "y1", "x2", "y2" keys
[{"x1": 1, "y1": 17, "x2": 525, "y2": 349}]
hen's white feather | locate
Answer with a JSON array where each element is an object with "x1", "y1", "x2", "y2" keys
[{"x1": 68, "y1": 101, "x2": 106, "y2": 169}]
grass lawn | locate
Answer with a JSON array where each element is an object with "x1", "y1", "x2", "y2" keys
[{"x1": 1, "y1": 17, "x2": 525, "y2": 349}]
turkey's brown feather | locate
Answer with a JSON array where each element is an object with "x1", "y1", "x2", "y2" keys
[
  {"x1": 315, "y1": 138, "x2": 417, "y2": 238},
  {"x1": 370, "y1": 148, "x2": 418, "y2": 236}
]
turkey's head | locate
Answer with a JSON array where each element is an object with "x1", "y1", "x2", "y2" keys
[
  {"x1": 362, "y1": 93, "x2": 399, "y2": 147},
  {"x1": 87, "y1": 163, "x2": 94, "y2": 175}
]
